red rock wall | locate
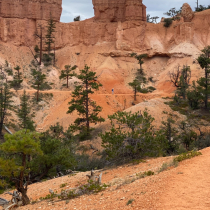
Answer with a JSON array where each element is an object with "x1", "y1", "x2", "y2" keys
[
  {"x1": 0, "y1": 0, "x2": 62, "y2": 21},
  {"x1": 92, "y1": 0, "x2": 146, "y2": 22}
]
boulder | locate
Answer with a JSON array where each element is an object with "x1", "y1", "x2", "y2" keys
[{"x1": 181, "y1": 3, "x2": 194, "y2": 22}]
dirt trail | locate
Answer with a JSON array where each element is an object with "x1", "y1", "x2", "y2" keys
[
  {"x1": 157, "y1": 147, "x2": 210, "y2": 210},
  {"x1": 1, "y1": 148, "x2": 209, "y2": 210}
]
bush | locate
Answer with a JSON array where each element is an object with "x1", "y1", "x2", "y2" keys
[
  {"x1": 74, "y1": 16, "x2": 81, "y2": 21},
  {"x1": 100, "y1": 110, "x2": 167, "y2": 163},
  {"x1": 79, "y1": 180, "x2": 108, "y2": 194},
  {"x1": 164, "y1": 18, "x2": 173, "y2": 27},
  {"x1": 174, "y1": 150, "x2": 202, "y2": 162},
  {"x1": 193, "y1": 134, "x2": 210, "y2": 150},
  {"x1": 127, "y1": 199, "x2": 135, "y2": 205},
  {"x1": 195, "y1": 5, "x2": 210, "y2": 12}
]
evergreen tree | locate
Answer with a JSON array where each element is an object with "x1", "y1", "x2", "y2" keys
[
  {"x1": 161, "y1": 117, "x2": 178, "y2": 154},
  {"x1": 129, "y1": 53, "x2": 155, "y2": 100},
  {"x1": 45, "y1": 17, "x2": 56, "y2": 54},
  {"x1": 59, "y1": 65, "x2": 77, "y2": 88},
  {"x1": 17, "y1": 90, "x2": 35, "y2": 131},
  {"x1": 0, "y1": 130, "x2": 42, "y2": 205},
  {"x1": 10, "y1": 65, "x2": 23, "y2": 90},
  {"x1": 164, "y1": 7, "x2": 181, "y2": 20},
  {"x1": 187, "y1": 81, "x2": 201, "y2": 109},
  {"x1": 0, "y1": 67, "x2": 13, "y2": 138},
  {"x1": 100, "y1": 110, "x2": 166, "y2": 162},
  {"x1": 30, "y1": 67, "x2": 51, "y2": 102},
  {"x1": 128, "y1": 79, "x2": 141, "y2": 101},
  {"x1": 30, "y1": 123, "x2": 76, "y2": 181},
  {"x1": 67, "y1": 65, "x2": 105, "y2": 139},
  {"x1": 130, "y1": 53, "x2": 148, "y2": 73},
  {"x1": 197, "y1": 46, "x2": 210, "y2": 109}
]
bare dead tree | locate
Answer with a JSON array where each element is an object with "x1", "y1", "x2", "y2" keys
[
  {"x1": 34, "y1": 24, "x2": 44, "y2": 66},
  {"x1": 169, "y1": 65, "x2": 191, "y2": 87},
  {"x1": 169, "y1": 65, "x2": 191, "y2": 99},
  {"x1": 169, "y1": 65, "x2": 181, "y2": 87}
]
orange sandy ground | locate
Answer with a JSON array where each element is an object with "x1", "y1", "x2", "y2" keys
[{"x1": 1, "y1": 147, "x2": 210, "y2": 210}]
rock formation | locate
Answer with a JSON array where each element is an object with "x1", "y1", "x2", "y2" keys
[
  {"x1": 92, "y1": 0, "x2": 146, "y2": 22},
  {"x1": 0, "y1": 0, "x2": 62, "y2": 21},
  {"x1": 181, "y1": 3, "x2": 194, "y2": 22}
]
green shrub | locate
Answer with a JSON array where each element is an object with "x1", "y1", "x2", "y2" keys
[
  {"x1": 79, "y1": 180, "x2": 108, "y2": 194},
  {"x1": 126, "y1": 199, "x2": 135, "y2": 205},
  {"x1": 39, "y1": 192, "x2": 57, "y2": 200},
  {"x1": 100, "y1": 110, "x2": 167, "y2": 163},
  {"x1": 60, "y1": 183, "x2": 67, "y2": 188},
  {"x1": 164, "y1": 18, "x2": 173, "y2": 27},
  {"x1": 192, "y1": 134, "x2": 210, "y2": 150},
  {"x1": 158, "y1": 160, "x2": 178, "y2": 173},
  {"x1": 136, "y1": 170, "x2": 154, "y2": 178},
  {"x1": 174, "y1": 150, "x2": 202, "y2": 162}
]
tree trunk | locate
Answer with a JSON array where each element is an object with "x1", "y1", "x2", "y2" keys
[
  {"x1": 134, "y1": 87, "x2": 137, "y2": 101},
  {"x1": 54, "y1": 43, "x2": 56, "y2": 66},
  {"x1": 18, "y1": 154, "x2": 30, "y2": 205},
  {"x1": 20, "y1": 188, "x2": 30, "y2": 205},
  {"x1": 37, "y1": 85, "x2": 40, "y2": 102},
  {"x1": 0, "y1": 89, "x2": 5, "y2": 136},
  {"x1": 67, "y1": 75, "x2": 69, "y2": 88},
  {"x1": 205, "y1": 69, "x2": 208, "y2": 109},
  {"x1": 40, "y1": 28, "x2": 43, "y2": 66},
  {"x1": 85, "y1": 78, "x2": 89, "y2": 136}
]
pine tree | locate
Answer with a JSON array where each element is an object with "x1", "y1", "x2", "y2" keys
[
  {"x1": 128, "y1": 79, "x2": 141, "y2": 101},
  {"x1": 129, "y1": 53, "x2": 155, "y2": 100},
  {"x1": 10, "y1": 65, "x2": 23, "y2": 90},
  {"x1": 45, "y1": 18, "x2": 56, "y2": 54},
  {"x1": 30, "y1": 67, "x2": 51, "y2": 102},
  {"x1": 130, "y1": 53, "x2": 148, "y2": 73},
  {"x1": 59, "y1": 65, "x2": 77, "y2": 88},
  {"x1": 67, "y1": 65, "x2": 105, "y2": 139},
  {"x1": 17, "y1": 90, "x2": 35, "y2": 131},
  {"x1": 187, "y1": 81, "x2": 201, "y2": 109},
  {"x1": 0, "y1": 67, "x2": 13, "y2": 138},
  {"x1": 0, "y1": 130, "x2": 42, "y2": 205},
  {"x1": 30, "y1": 123, "x2": 76, "y2": 181},
  {"x1": 197, "y1": 46, "x2": 210, "y2": 109}
]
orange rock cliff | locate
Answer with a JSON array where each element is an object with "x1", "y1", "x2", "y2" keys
[
  {"x1": 92, "y1": 0, "x2": 146, "y2": 22},
  {"x1": 0, "y1": 0, "x2": 62, "y2": 21},
  {"x1": 0, "y1": 0, "x2": 210, "y2": 130}
]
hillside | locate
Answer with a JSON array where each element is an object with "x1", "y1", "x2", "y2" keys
[{"x1": 0, "y1": 148, "x2": 209, "y2": 209}]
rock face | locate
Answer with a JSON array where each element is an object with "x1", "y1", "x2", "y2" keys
[
  {"x1": 92, "y1": 0, "x2": 146, "y2": 22},
  {"x1": 181, "y1": 3, "x2": 194, "y2": 22},
  {"x1": 0, "y1": 0, "x2": 62, "y2": 21}
]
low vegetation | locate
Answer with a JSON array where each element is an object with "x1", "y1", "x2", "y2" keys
[{"x1": 0, "y1": 5, "x2": 209, "y2": 207}]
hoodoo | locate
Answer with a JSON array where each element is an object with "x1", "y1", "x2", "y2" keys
[{"x1": 92, "y1": 0, "x2": 146, "y2": 22}]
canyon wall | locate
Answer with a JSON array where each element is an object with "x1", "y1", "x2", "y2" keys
[
  {"x1": 0, "y1": 1, "x2": 210, "y2": 68},
  {"x1": 92, "y1": 0, "x2": 146, "y2": 22},
  {"x1": 0, "y1": 0, "x2": 62, "y2": 21}
]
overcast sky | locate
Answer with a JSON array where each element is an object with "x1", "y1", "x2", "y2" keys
[{"x1": 60, "y1": 0, "x2": 209, "y2": 23}]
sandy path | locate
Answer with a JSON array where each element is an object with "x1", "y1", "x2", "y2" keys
[
  {"x1": 1, "y1": 148, "x2": 210, "y2": 209},
  {"x1": 157, "y1": 148, "x2": 210, "y2": 210}
]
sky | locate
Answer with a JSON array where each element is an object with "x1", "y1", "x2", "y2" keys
[{"x1": 60, "y1": 0, "x2": 210, "y2": 23}]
